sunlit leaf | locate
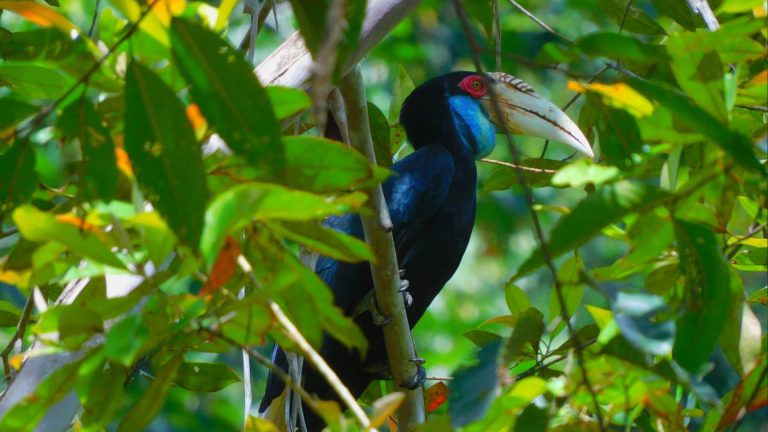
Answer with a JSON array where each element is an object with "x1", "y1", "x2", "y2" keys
[
  {"x1": 13, "y1": 205, "x2": 125, "y2": 269},
  {"x1": 201, "y1": 182, "x2": 366, "y2": 268},
  {"x1": 269, "y1": 220, "x2": 375, "y2": 263},
  {"x1": 266, "y1": 86, "x2": 311, "y2": 120},
  {"x1": 0, "y1": 1, "x2": 79, "y2": 32},
  {"x1": 568, "y1": 81, "x2": 653, "y2": 117},
  {"x1": 369, "y1": 392, "x2": 406, "y2": 428}
]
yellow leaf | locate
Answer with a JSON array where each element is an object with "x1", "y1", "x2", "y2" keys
[
  {"x1": 214, "y1": 0, "x2": 239, "y2": 31},
  {"x1": 568, "y1": 81, "x2": 654, "y2": 117},
  {"x1": 746, "y1": 70, "x2": 767, "y2": 87},
  {"x1": 728, "y1": 236, "x2": 767, "y2": 248},
  {"x1": 9, "y1": 353, "x2": 24, "y2": 371},
  {"x1": 109, "y1": 0, "x2": 169, "y2": 45},
  {"x1": 0, "y1": 1, "x2": 79, "y2": 33},
  {"x1": 585, "y1": 304, "x2": 613, "y2": 329},
  {"x1": 0, "y1": 270, "x2": 29, "y2": 287},
  {"x1": 369, "y1": 392, "x2": 406, "y2": 428}
]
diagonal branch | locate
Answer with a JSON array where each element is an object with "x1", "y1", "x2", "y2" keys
[
  {"x1": 686, "y1": 0, "x2": 721, "y2": 31},
  {"x1": 339, "y1": 66, "x2": 426, "y2": 431},
  {"x1": 452, "y1": 0, "x2": 606, "y2": 429}
]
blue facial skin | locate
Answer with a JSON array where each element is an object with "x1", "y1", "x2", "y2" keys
[{"x1": 448, "y1": 95, "x2": 496, "y2": 159}]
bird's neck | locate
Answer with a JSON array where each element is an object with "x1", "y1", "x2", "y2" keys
[{"x1": 447, "y1": 95, "x2": 496, "y2": 160}]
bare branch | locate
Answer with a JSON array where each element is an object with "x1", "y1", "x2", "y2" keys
[
  {"x1": 452, "y1": 0, "x2": 607, "y2": 429},
  {"x1": 339, "y1": 66, "x2": 426, "y2": 431},
  {"x1": 255, "y1": 0, "x2": 422, "y2": 87},
  {"x1": 506, "y1": 0, "x2": 574, "y2": 44},
  {"x1": 686, "y1": 0, "x2": 721, "y2": 31}
]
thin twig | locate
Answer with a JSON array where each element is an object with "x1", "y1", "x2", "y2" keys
[
  {"x1": 686, "y1": 0, "x2": 721, "y2": 31},
  {"x1": 269, "y1": 302, "x2": 373, "y2": 430},
  {"x1": 618, "y1": 0, "x2": 634, "y2": 33},
  {"x1": 452, "y1": 1, "x2": 606, "y2": 429},
  {"x1": 88, "y1": 0, "x2": 101, "y2": 38},
  {"x1": 339, "y1": 67, "x2": 425, "y2": 430},
  {"x1": 725, "y1": 221, "x2": 767, "y2": 260},
  {"x1": 506, "y1": 0, "x2": 574, "y2": 44},
  {"x1": 735, "y1": 104, "x2": 768, "y2": 113},
  {"x1": 480, "y1": 158, "x2": 558, "y2": 173},
  {"x1": 1, "y1": 296, "x2": 35, "y2": 381},
  {"x1": 310, "y1": 0, "x2": 346, "y2": 136},
  {"x1": 205, "y1": 329, "x2": 319, "y2": 412}
]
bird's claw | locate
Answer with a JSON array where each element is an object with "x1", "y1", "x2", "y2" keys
[
  {"x1": 369, "y1": 294, "x2": 392, "y2": 326},
  {"x1": 401, "y1": 361, "x2": 427, "y2": 390},
  {"x1": 398, "y1": 279, "x2": 412, "y2": 308}
]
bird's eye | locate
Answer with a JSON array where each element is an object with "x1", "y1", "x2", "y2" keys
[{"x1": 459, "y1": 75, "x2": 488, "y2": 97}]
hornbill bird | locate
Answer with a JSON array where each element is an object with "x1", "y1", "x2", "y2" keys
[{"x1": 259, "y1": 71, "x2": 593, "y2": 430}]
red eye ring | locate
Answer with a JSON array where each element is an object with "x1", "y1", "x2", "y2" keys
[{"x1": 458, "y1": 75, "x2": 487, "y2": 98}]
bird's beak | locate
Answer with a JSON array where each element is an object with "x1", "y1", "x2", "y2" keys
[{"x1": 480, "y1": 72, "x2": 594, "y2": 158}]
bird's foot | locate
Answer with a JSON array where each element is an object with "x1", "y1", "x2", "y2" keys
[
  {"x1": 398, "y1": 279, "x2": 412, "y2": 308},
  {"x1": 369, "y1": 294, "x2": 392, "y2": 326},
  {"x1": 401, "y1": 359, "x2": 427, "y2": 390}
]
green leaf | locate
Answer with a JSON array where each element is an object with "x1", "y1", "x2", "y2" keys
[
  {"x1": 513, "y1": 182, "x2": 669, "y2": 279},
  {"x1": 170, "y1": 17, "x2": 284, "y2": 178},
  {"x1": 288, "y1": 0, "x2": 366, "y2": 68},
  {"x1": 464, "y1": 0, "x2": 493, "y2": 39},
  {"x1": 549, "y1": 254, "x2": 585, "y2": 336},
  {"x1": 628, "y1": 77, "x2": 762, "y2": 173},
  {"x1": 57, "y1": 304, "x2": 103, "y2": 344},
  {"x1": 282, "y1": 135, "x2": 388, "y2": 193},
  {"x1": 269, "y1": 220, "x2": 375, "y2": 263},
  {"x1": 59, "y1": 100, "x2": 118, "y2": 202},
  {"x1": 0, "y1": 143, "x2": 36, "y2": 217},
  {"x1": 667, "y1": 36, "x2": 728, "y2": 121},
  {"x1": 245, "y1": 231, "x2": 367, "y2": 352},
  {"x1": 673, "y1": 220, "x2": 731, "y2": 373},
  {"x1": 551, "y1": 159, "x2": 620, "y2": 188},
  {"x1": 449, "y1": 340, "x2": 502, "y2": 428},
  {"x1": 173, "y1": 362, "x2": 241, "y2": 392},
  {"x1": 12, "y1": 205, "x2": 125, "y2": 269},
  {"x1": 596, "y1": 101, "x2": 643, "y2": 168},
  {"x1": 0, "y1": 355, "x2": 87, "y2": 432},
  {"x1": 651, "y1": 0, "x2": 698, "y2": 30},
  {"x1": 117, "y1": 354, "x2": 183, "y2": 432},
  {"x1": 597, "y1": 0, "x2": 667, "y2": 35},
  {"x1": 504, "y1": 283, "x2": 531, "y2": 316},
  {"x1": 368, "y1": 101, "x2": 393, "y2": 168},
  {"x1": 514, "y1": 404, "x2": 548, "y2": 432},
  {"x1": 0, "y1": 98, "x2": 37, "y2": 131},
  {"x1": 503, "y1": 308, "x2": 545, "y2": 362},
  {"x1": 0, "y1": 62, "x2": 72, "y2": 99},
  {"x1": 719, "y1": 270, "x2": 763, "y2": 374},
  {"x1": 0, "y1": 300, "x2": 21, "y2": 326},
  {"x1": 105, "y1": 314, "x2": 149, "y2": 367},
  {"x1": 577, "y1": 32, "x2": 668, "y2": 63},
  {"x1": 463, "y1": 329, "x2": 502, "y2": 347},
  {"x1": 265, "y1": 86, "x2": 311, "y2": 119},
  {"x1": 201, "y1": 182, "x2": 366, "y2": 268},
  {"x1": 389, "y1": 66, "x2": 415, "y2": 152},
  {"x1": 124, "y1": 60, "x2": 208, "y2": 249},
  {"x1": 78, "y1": 359, "x2": 127, "y2": 429}
]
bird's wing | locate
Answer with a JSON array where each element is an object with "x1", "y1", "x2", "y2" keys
[{"x1": 383, "y1": 144, "x2": 455, "y2": 229}]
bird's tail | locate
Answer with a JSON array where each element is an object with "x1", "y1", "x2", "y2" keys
[{"x1": 259, "y1": 353, "x2": 307, "y2": 431}]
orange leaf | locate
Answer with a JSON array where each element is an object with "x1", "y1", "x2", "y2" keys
[
  {"x1": 425, "y1": 381, "x2": 449, "y2": 413},
  {"x1": 746, "y1": 70, "x2": 767, "y2": 87},
  {"x1": 0, "y1": 1, "x2": 79, "y2": 33},
  {"x1": 718, "y1": 359, "x2": 768, "y2": 428},
  {"x1": 114, "y1": 135, "x2": 134, "y2": 178},
  {"x1": 55, "y1": 214, "x2": 100, "y2": 234},
  {"x1": 9, "y1": 353, "x2": 24, "y2": 371},
  {"x1": 200, "y1": 236, "x2": 241, "y2": 296},
  {"x1": 186, "y1": 103, "x2": 207, "y2": 133}
]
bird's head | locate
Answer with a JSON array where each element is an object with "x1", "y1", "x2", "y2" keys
[{"x1": 400, "y1": 71, "x2": 593, "y2": 159}]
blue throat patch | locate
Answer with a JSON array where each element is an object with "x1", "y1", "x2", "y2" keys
[{"x1": 448, "y1": 95, "x2": 496, "y2": 159}]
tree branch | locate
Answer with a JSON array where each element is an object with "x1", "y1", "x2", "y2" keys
[
  {"x1": 686, "y1": 0, "x2": 721, "y2": 31},
  {"x1": 254, "y1": 0, "x2": 422, "y2": 87},
  {"x1": 339, "y1": 66, "x2": 426, "y2": 431}
]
